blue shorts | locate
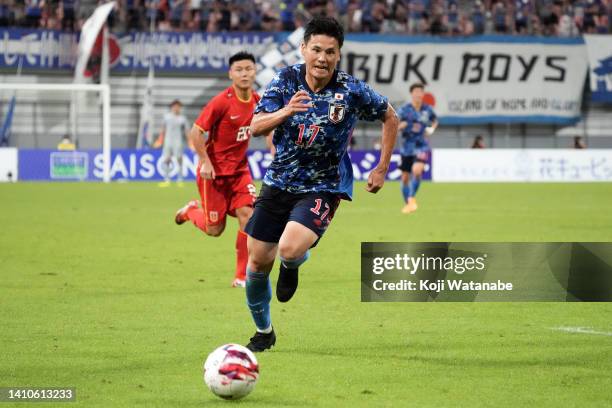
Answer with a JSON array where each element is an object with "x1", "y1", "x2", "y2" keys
[
  {"x1": 400, "y1": 150, "x2": 430, "y2": 172},
  {"x1": 244, "y1": 184, "x2": 341, "y2": 247}
]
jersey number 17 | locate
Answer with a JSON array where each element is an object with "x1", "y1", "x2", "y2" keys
[{"x1": 296, "y1": 124, "x2": 320, "y2": 148}]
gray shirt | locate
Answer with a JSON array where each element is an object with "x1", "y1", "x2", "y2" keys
[{"x1": 163, "y1": 112, "x2": 188, "y2": 145}]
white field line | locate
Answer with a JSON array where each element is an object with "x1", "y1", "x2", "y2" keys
[{"x1": 551, "y1": 326, "x2": 612, "y2": 337}]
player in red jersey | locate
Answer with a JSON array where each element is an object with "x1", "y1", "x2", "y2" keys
[{"x1": 175, "y1": 52, "x2": 269, "y2": 288}]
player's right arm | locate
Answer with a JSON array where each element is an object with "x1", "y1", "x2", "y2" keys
[
  {"x1": 192, "y1": 95, "x2": 226, "y2": 179},
  {"x1": 425, "y1": 108, "x2": 439, "y2": 136},
  {"x1": 189, "y1": 125, "x2": 215, "y2": 179},
  {"x1": 250, "y1": 90, "x2": 312, "y2": 136}
]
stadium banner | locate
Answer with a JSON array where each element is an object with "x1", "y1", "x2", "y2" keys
[
  {"x1": 0, "y1": 29, "x2": 275, "y2": 72},
  {"x1": 432, "y1": 149, "x2": 612, "y2": 182},
  {"x1": 16, "y1": 149, "x2": 429, "y2": 182},
  {"x1": 340, "y1": 35, "x2": 588, "y2": 124},
  {"x1": 0, "y1": 147, "x2": 17, "y2": 182},
  {"x1": 361, "y1": 242, "x2": 612, "y2": 302},
  {"x1": 583, "y1": 35, "x2": 612, "y2": 103}
]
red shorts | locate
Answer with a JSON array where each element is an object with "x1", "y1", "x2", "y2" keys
[{"x1": 196, "y1": 166, "x2": 256, "y2": 226}]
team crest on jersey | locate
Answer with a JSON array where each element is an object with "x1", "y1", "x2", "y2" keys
[
  {"x1": 209, "y1": 211, "x2": 218, "y2": 222},
  {"x1": 328, "y1": 103, "x2": 346, "y2": 124}
]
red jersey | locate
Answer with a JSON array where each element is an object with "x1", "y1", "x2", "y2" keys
[{"x1": 194, "y1": 86, "x2": 260, "y2": 176}]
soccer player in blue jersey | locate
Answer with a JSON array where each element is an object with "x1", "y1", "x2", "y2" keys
[
  {"x1": 242, "y1": 17, "x2": 399, "y2": 352},
  {"x1": 397, "y1": 83, "x2": 438, "y2": 214}
]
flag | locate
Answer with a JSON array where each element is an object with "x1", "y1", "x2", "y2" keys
[
  {"x1": 74, "y1": 2, "x2": 116, "y2": 83},
  {"x1": 255, "y1": 27, "x2": 304, "y2": 93},
  {"x1": 71, "y1": 2, "x2": 115, "y2": 147},
  {"x1": 1, "y1": 56, "x2": 22, "y2": 147},
  {"x1": 0, "y1": 95, "x2": 16, "y2": 147},
  {"x1": 137, "y1": 63, "x2": 155, "y2": 149}
]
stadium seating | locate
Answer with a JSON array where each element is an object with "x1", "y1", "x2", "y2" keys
[{"x1": 0, "y1": 0, "x2": 609, "y2": 36}]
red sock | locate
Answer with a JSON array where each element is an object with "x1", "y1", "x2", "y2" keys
[
  {"x1": 187, "y1": 206, "x2": 207, "y2": 233},
  {"x1": 235, "y1": 230, "x2": 248, "y2": 281}
]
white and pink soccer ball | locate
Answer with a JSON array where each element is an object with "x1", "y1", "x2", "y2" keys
[{"x1": 203, "y1": 344, "x2": 259, "y2": 400}]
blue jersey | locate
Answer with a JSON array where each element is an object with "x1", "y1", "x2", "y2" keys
[
  {"x1": 397, "y1": 103, "x2": 437, "y2": 156},
  {"x1": 255, "y1": 64, "x2": 388, "y2": 200}
]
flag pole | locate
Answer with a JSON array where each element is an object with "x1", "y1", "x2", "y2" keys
[{"x1": 0, "y1": 56, "x2": 22, "y2": 146}]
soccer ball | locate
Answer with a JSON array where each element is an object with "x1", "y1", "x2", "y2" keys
[{"x1": 203, "y1": 344, "x2": 259, "y2": 400}]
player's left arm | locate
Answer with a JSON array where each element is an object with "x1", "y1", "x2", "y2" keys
[
  {"x1": 425, "y1": 120, "x2": 438, "y2": 136},
  {"x1": 367, "y1": 104, "x2": 399, "y2": 193},
  {"x1": 425, "y1": 109, "x2": 438, "y2": 136}
]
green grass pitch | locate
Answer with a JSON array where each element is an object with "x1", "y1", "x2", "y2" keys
[{"x1": 1, "y1": 181, "x2": 612, "y2": 407}]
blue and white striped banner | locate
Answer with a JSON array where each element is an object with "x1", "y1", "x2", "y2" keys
[
  {"x1": 584, "y1": 35, "x2": 612, "y2": 103},
  {"x1": 340, "y1": 35, "x2": 588, "y2": 124}
]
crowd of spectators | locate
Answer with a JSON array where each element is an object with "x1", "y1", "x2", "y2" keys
[{"x1": 0, "y1": 0, "x2": 609, "y2": 36}]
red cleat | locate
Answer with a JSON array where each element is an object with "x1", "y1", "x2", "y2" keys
[{"x1": 175, "y1": 200, "x2": 199, "y2": 225}]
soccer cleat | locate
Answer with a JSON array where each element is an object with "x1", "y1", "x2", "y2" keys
[
  {"x1": 158, "y1": 181, "x2": 171, "y2": 188},
  {"x1": 276, "y1": 264, "x2": 298, "y2": 303},
  {"x1": 401, "y1": 203, "x2": 414, "y2": 214},
  {"x1": 231, "y1": 278, "x2": 246, "y2": 288},
  {"x1": 175, "y1": 200, "x2": 199, "y2": 225},
  {"x1": 246, "y1": 328, "x2": 276, "y2": 352},
  {"x1": 401, "y1": 198, "x2": 418, "y2": 214}
]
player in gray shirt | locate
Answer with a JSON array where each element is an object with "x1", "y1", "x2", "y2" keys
[{"x1": 160, "y1": 99, "x2": 189, "y2": 186}]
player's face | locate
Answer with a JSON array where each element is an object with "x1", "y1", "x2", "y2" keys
[
  {"x1": 301, "y1": 35, "x2": 340, "y2": 82},
  {"x1": 229, "y1": 60, "x2": 256, "y2": 91},
  {"x1": 411, "y1": 87, "x2": 424, "y2": 104},
  {"x1": 171, "y1": 104, "x2": 181, "y2": 114}
]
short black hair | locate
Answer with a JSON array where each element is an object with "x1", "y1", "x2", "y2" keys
[
  {"x1": 229, "y1": 51, "x2": 256, "y2": 67},
  {"x1": 170, "y1": 99, "x2": 182, "y2": 107},
  {"x1": 410, "y1": 83, "x2": 425, "y2": 92},
  {"x1": 303, "y1": 17, "x2": 344, "y2": 49}
]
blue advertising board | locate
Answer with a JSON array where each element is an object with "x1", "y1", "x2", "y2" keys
[{"x1": 17, "y1": 149, "x2": 431, "y2": 182}]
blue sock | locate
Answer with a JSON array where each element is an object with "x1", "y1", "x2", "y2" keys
[
  {"x1": 280, "y1": 250, "x2": 310, "y2": 269},
  {"x1": 246, "y1": 267, "x2": 272, "y2": 331},
  {"x1": 409, "y1": 176, "x2": 421, "y2": 197},
  {"x1": 401, "y1": 182, "x2": 411, "y2": 202}
]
